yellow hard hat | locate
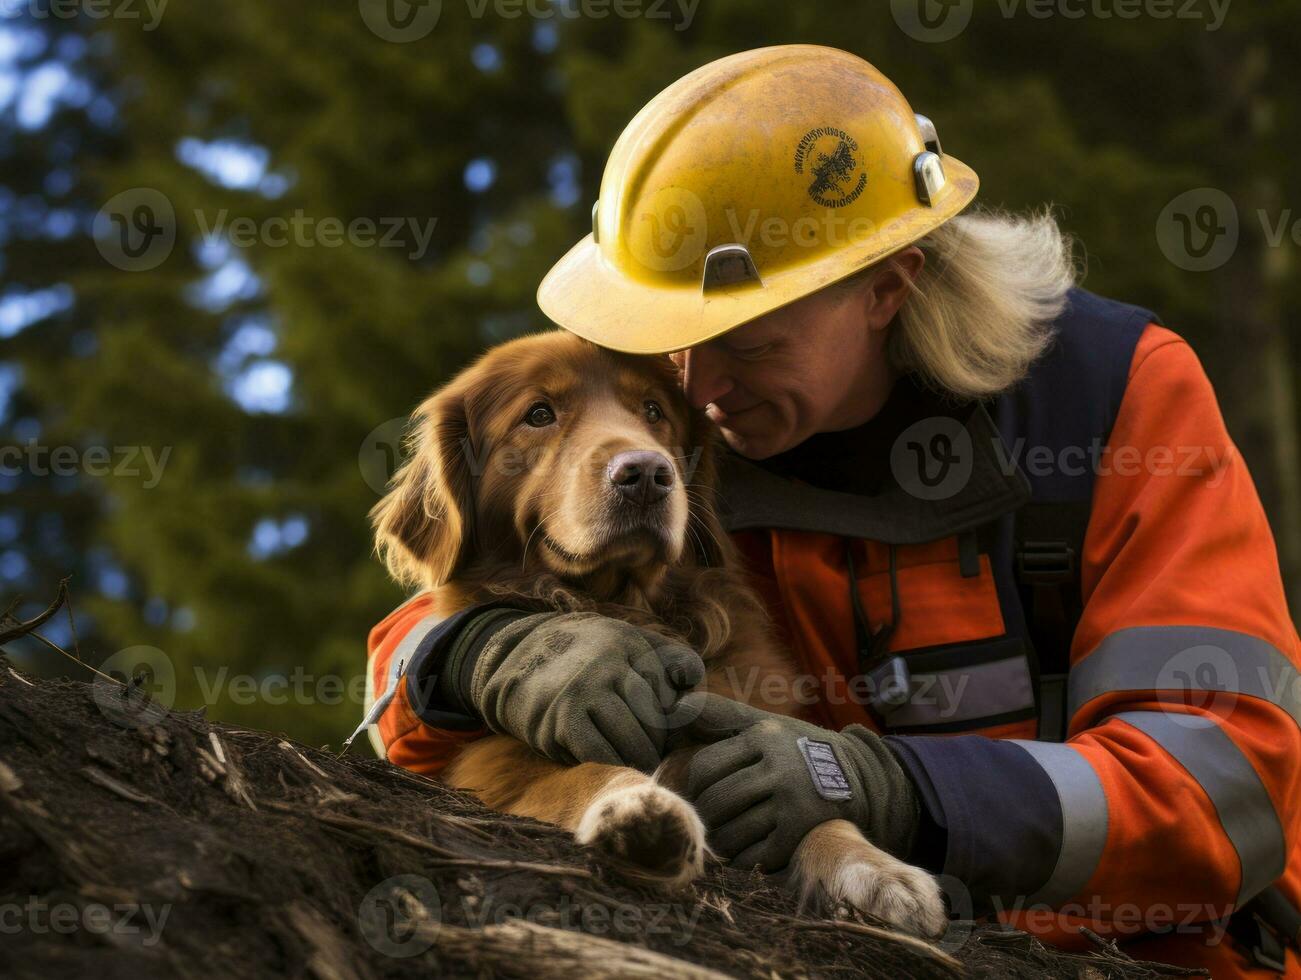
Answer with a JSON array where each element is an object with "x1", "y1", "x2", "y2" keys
[{"x1": 537, "y1": 44, "x2": 979, "y2": 355}]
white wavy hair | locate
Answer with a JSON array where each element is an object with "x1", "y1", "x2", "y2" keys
[{"x1": 844, "y1": 208, "x2": 1081, "y2": 399}]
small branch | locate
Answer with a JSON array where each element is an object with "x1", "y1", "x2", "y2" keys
[
  {"x1": 0, "y1": 579, "x2": 68, "y2": 645},
  {"x1": 81, "y1": 765, "x2": 157, "y2": 806},
  {"x1": 797, "y1": 919, "x2": 963, "y2": 974},
  {"x1": 430, "y1": 918, "x2": 735, "y2": 980},
  {"x1": 264, "y1": 802, "x2": 593, "y2": 879}
]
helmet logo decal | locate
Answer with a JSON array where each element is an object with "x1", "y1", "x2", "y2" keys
[{"x1": 794, "y1": 127, "x2": 868, "y2": 208}]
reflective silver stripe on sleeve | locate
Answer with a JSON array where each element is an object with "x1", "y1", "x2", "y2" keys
[
  {"x1": 1069, "y1": 626, "x2": 1301, "y2": 729},
  {"x1": 885, "y1": 655, "x2": 1035, "y2": 729},
  {"x1": 346, "y1": 611, "x2": 446, "y2": 753},
  {"x1": 1114, "y1": 711, "x2": 1287, "y2": 905},
  {"x1": 1010, "y1": 740, "x2": 1109, "y2": 907}
]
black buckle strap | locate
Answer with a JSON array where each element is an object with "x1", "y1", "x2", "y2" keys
[
  {"x1": 1016, "y1": 539, "x2": 1077, "y2": 585},
  {"x1": 1246, "y1": 912, "x2": 1288, "y2": 972}
]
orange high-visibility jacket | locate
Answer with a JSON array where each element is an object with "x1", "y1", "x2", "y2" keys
[{"x1": 365, "y1": 290, "x2": 1301, "y2": 977}]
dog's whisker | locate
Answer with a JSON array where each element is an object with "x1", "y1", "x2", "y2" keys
[{"x1": 521, "y1": 515, "x2": 548, "y2": 571}]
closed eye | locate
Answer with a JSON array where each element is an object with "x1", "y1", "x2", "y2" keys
[{"x1": 727, "y1": 343, "x2": 774, "y2": 361}]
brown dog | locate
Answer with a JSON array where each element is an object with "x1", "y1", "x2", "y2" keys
[{"x1": 371, "y1": 330, "x2": 944, "y2": 935}]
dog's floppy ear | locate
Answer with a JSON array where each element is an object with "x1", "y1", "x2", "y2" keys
[{"x1": 371, "y1": 383, "x2": 475, "y2": 590}]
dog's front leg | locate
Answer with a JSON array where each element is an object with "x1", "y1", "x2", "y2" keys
[
  {"x1": 444, "y1": 735, "x2": 706, "y2": 888},
  {"x1": 789, "y1": 819, "x2": 947, "y2": 937}
]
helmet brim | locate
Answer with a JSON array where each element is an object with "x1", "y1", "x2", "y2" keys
[{"x1": 537, "y1": 155, "x2": 979, "y2": 355}]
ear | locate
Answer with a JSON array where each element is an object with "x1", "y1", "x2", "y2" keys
[
  {"x1": 370, "y1": 384, "x2": 475, "y2": 590},
  {"x1": 865, "y1": 245, "x2": 925, "y2": 332},
  {"x1": 682, "y1": 409, "x2": 734, "y2": 569}
]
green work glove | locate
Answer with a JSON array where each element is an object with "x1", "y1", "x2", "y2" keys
[
  {"x1": 680, "y1": 693, "x2": 920, "y2": 873},
  {"x1": 469, "y1": 612, "x2": 705, "y2": 771}
]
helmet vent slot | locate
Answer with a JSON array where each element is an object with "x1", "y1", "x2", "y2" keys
[{"x1": 702, "y1": 244, "x2": 763, "y2": 291}]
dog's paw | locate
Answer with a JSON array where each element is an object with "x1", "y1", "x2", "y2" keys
[
  {"x1": 825, "y1": 850, "x2": 947, "y2": 938},
  {"x1": 575, "y1": 781, "x2": 706, "y2": 888}
]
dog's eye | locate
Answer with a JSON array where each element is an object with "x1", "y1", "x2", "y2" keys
[
  {"x1": 644, "y1": 401, "x2": 663, "y2": 424},
  {"x1": 524, "y1": 402, "x2": 556, "y2": 428}
]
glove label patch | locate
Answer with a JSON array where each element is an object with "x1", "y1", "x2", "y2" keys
[{"x1": 797, "y1": 736, "x2": 852, "y2": 801}]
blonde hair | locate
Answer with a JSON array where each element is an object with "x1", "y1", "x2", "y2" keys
[{"x1": 849, "y1": 208, "x2": 1080, "y2": 399}]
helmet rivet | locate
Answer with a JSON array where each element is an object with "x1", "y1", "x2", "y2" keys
[
  {"x1": 914, "y1": 152, "x2": 947, "y2": 207},
  {"x1": 915, "y1": 114, "x2": 942, "y2": 157},
  {"x1": 702, "y1": 244, "x2": 763, "y2": 292}
]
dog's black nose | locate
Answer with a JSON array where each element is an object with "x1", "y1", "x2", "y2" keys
[{"x1": 607, "y1": 450, "x2": 674, "y2": 506}]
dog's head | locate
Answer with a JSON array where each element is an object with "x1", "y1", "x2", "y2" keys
[{"x1": 372, "y1": 331, "x2": 728, "y2": 603}]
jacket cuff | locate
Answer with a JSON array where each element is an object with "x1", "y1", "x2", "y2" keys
[
  {"x1": 403, "y1": 604, "x2": 530, "y2": 731},
  {"x1": 886, "y1": 734, "x2": 1064, "y2": 913}
]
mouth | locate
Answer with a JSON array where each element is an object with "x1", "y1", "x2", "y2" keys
[
  {"x1": 540, "y1": 532, "x2": 593, "y2": 566},
  {"x1": 706, "y1": 400, "x2": 765, "y2": 427},
  {"x1": 537, "y1": 522, "x2": 672, "y2": 571}
]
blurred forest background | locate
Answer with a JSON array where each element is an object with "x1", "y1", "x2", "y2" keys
[{"x1": 1, "y1": 0, "x2": 1298, "y2": 745}]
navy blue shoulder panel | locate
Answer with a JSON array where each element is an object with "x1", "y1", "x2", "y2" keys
[{"x1": 993, "y1": 287, "x2": 1160, "y2": 504}]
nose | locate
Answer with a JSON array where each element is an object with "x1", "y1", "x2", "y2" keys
[
  {"x1": 679, "y1": 346, "x2": 734, "y2": 411},
  {"x1": 607, "y1": 450, "x2": 674, "y2": 507}
]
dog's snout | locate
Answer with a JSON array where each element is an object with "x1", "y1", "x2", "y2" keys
[{"x1": 607, "y1": 450, "x2": 674, "y2": 506}]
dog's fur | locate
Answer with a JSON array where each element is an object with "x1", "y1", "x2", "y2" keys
[{"x1": 371, "y1": 331, "x2": 944, "y2": 935}]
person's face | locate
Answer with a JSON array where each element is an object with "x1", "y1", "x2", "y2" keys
[{"x1": 670, "y1": 250, "x2": 923, "y2": 460}]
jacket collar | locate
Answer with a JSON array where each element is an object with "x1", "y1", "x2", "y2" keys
[{"x1": 716, "y1": 402, "x2": 1030, "y2": 544}]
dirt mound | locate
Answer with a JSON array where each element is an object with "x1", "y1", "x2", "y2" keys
[{"x1": 0, "y1": 657, "x2": 1204, "y2": 979}]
